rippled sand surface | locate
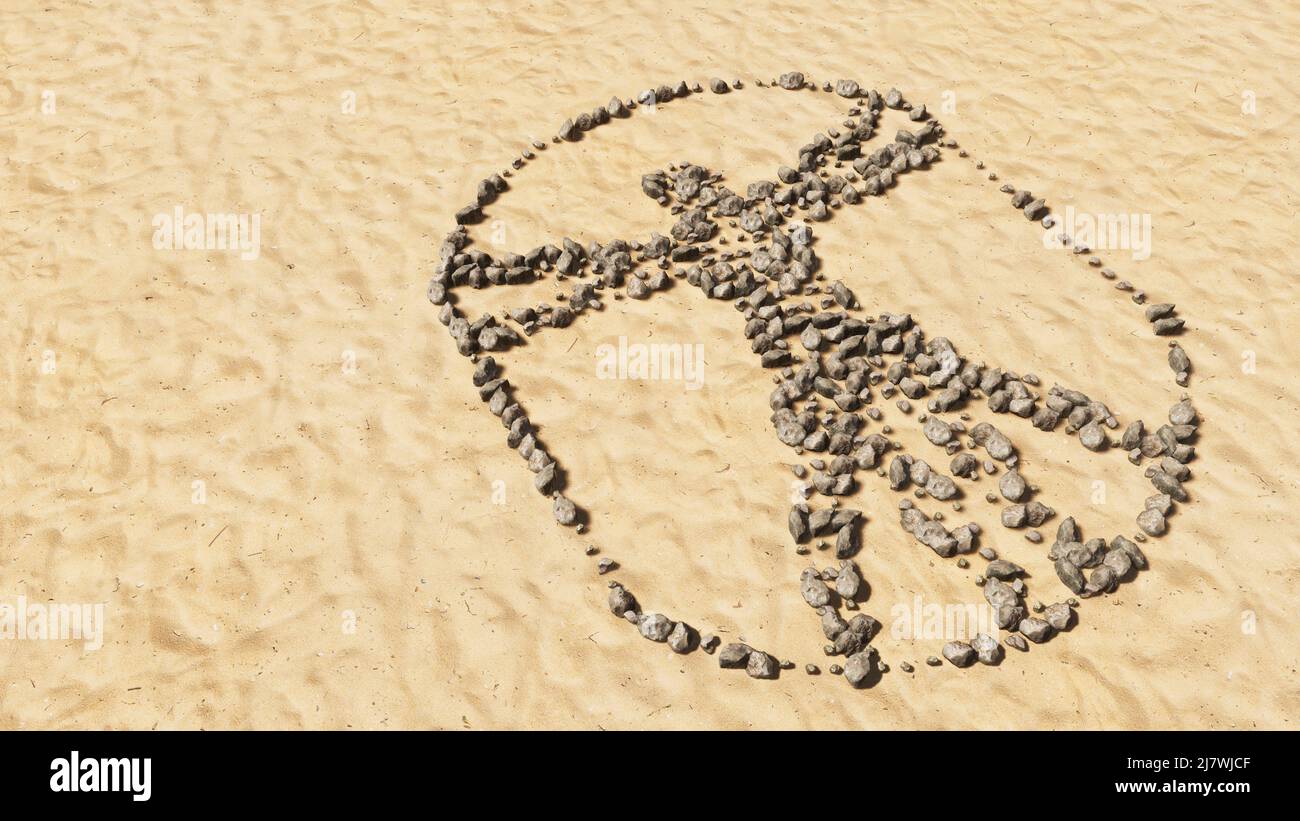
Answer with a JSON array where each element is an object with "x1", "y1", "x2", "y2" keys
[{"x1": 1, "y1": 0, "x2": 1297, "y2": 728}]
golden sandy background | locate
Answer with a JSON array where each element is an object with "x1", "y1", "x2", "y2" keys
[{"x1": 1, "y1": 0, "x2": 1297, "y2": 729}]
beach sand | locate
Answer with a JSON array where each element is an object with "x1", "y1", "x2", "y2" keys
[{"x1": 1, "y1": 0, "x2": 1297, "y2": 729}]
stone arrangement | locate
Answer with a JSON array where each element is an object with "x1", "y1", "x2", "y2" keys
[{"x1": 429, "y1": 71, "x2": 1199, "y2": 687}]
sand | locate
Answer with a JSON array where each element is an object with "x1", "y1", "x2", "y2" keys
[{"x1": 1, "y1": 0, "x2": 1297, "y2": 729}]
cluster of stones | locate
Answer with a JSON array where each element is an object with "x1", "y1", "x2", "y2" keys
[
  {"x1": 462, "y1": 351, "x2": 578, "y2": 526},
  {"x1": 606, "y1": 581, "x2": 785, "y2": 679},
  {"x1": 428, "y1": 71, "x2": 1201, "y2": 686}
]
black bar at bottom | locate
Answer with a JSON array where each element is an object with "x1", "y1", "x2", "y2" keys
[{"x1": 4, "y1": 730, "x2": 1284, "y2": 807}]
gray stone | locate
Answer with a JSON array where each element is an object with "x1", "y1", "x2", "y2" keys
[
  {"x1": 1055, "y1": 558, "x2": 1087, "y2": 594},
  {"x1": 1044, "y1": 603, "x2": 1074, "y2": 631},
  {"x1": 844, "y1": 649, "x2": 877, "y2": 687},
  {"x1": 835, "y1": 561, "x2": 863, "y2": 600},
  {"x1": 608, "y1": 584, "x2": 636, "y2": 617},
  {"x1": 718, "y1": 643, "x2": 751, "y2": 668},
  {"x1": 1111, "y1": 534, "x2": 1148, "y2": 570},
  {"x1": 788, "y1": 506, "x2": 810, "y2": 542},
  {"x1": 1001, "y1": 504, "x2": 1028, "y2": 528},
  {"x1": 1086, "y1": 565, "x2": 1118, "y2": 596},
  {"x1": 1137, "y1": 507, "x2": 1167, "y2": 536},
  {"x1": 1018, "y1": 617, "x2": 1054, "y2": 643},
  {"x1": 747, "y1": 650, "x2": 779, "y2": 679},
  {"x1": 667, "y1": 621, "x2": 692, "y2": 653},
  {"x1": 1025, "y1": 501, "x2": 1054, "y2": 527},
  {"x1": 778, "y1": 71, "x2": 806, "y2": 90},
  {"x1": 820, "y1": 606, "x2": 849, "y2": 639},
  {"x1": 985, "y1": 559, "x2": 1024, "y2": 579},
  {"x1": 553, "y1": 494, "x2": 577, "y2": 526},
  {"x1": 1103, "y1": 544, "x2": 1134, "y2": 579},
  {"x1": 923, "y1": 416, "x2": 953, "y2": 446},
  {"x1": 999, "y1": 470, "x2": 1027, "y2": 502},
  {"x1": 1169, "y1": 345, "x2": 1191, "y2": 375},
  {"x1": 835, "y1": 523, "x2": 860, "y2": 558},
  {"x1": 925, "y1": 474, "x2": 959, "y2": 501},
  {"x1": 1169, "y1": 399, "x2": 1198, "y2": 426},
  {"x1": 942, "y1": 641, "x2": 976, "y2": 667},
  {"x1": 800, "y1": 568, "x2": 832, "y2": 607},
  {"x1": 971, "y1": 632, "x2": 1003, "y2": 665},
  {"x1": 1079, "y1": 421, "x2": 1108, "y2": 451},
  {"x1": 835, "y1": 79, "x2": 861, "y2": 98},
  {"x1": 638, "y1": 613, "x2": 673, "y2": 642}
]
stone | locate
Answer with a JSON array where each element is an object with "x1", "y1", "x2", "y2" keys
[
  {"x1": 801, "y1": 568, "x2": 832, "y2": 607},
  {"x1": 835, "y1": 561, "x2": 863, "y2": 600},
  {"x1": 1169, "y1": 399, "x2": 1198, "y2": 426},
  {"x1": 778, "y1": 71, "x2": 806, "y2": 90},
  {"x1": 942, "y1": 641, "x2": 976, "y2": 667},
  {"x1": 835, "y1": 523, "x2": 860, "y2": 558},
  {"x1": 1025, "y1": 501, "x2": 1054, "y2": 527},
  {"x1": 1055, "y1": 558, "x2": 1087, "y2": 594},
  {"x1": 835, "y1": 79, "x2": 861, "y2": 98},
  {"x1": 985, "y1": 559, "x2": 1024, "y2": 580},
  {"x1": 1169, "y1": 345, "x2": 1191, "y2": 375},
  {"x1": 1111, "y1": 534, "x2": 1148, "y2": 570},
  {"x1": 923, "y1": 416, "x2": 953, "y2": 446},
  {"x1": 1154, "y1": 317, "x2": 1185, "y2": 335},
  {"x1": 747, "y1": 650, "x2": 779, "y2": 679},
  {"x1": 1001, "y1": 504, "x2": 1028, "y2": 528},
  {"x1": 472, "y1": 356, "x2": 498, "y2": 387},
  {"x1": 925, "y1": 474, "x2": 959, "y2": 501},
  {"x1": 638, "y1": 613, "x2": 673, "y2": 642},
  {"x1": 1044, "y1": 603, "x2": 1074, "y2": 631},
  {"x1": 608, "y1": 584, "x2": 636, "y2": 617},
  {"x1": 1086, "y1": 565, "x2": 1118, "y2": 596},
  {"x1": 553, "y1": 494, "x2": 577, "y2": 526},
  {"x1": 788, "y1": 506, "x2": 810, "y2": 542},
  {"x1": 718, "y1": 643, "x2": 751, "y2": 668},
  {"x1": 820, "y1": 606, "x2": 849, "y2": 640},
  {"x1": 951, "y1": 453, "x2": 979, "y2": 478},
  {"x1": 844, "y1": 649, "x2": 877, "y2": 687},
  {"x1": 1079, "y1": 421, "x2": 1108, "y2": 451},
  {"x1": 999, "y1": 470, "x2": 1027, "y2": 502},
  {"x1": 971, "y1": 633, "x2": 1003, "y2": 665},
  {"x1": 667, "y1": 621, "x2": 692, "y2": 653},
  {"x1": 1137, "y1": 507, "x2": 1167, "y2": 536},
  {"x1": 1018, "y1": 617, "x2": 1054, "y2": 643}
]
